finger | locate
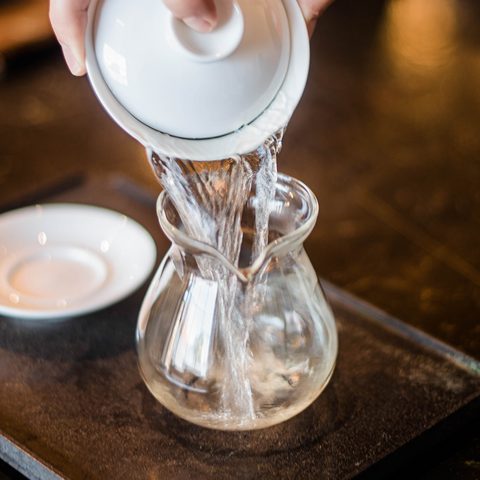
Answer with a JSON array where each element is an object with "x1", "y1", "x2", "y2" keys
[
  {"x1": 49, "y1": 0, "x2": 90, "y2": 75},
  {"x1": 162, "y1": 0, "x2": 217, "y2": 33},
  {"x1": 307, "y1": 17, "x2": 317, "y2": 38},
  {"x1": 297, "y1": 0, "x2": 335, "y2": 35}
]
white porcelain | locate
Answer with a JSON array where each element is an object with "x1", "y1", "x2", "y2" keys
[
  {"x1": 86, "y1": 0, "x2": 309, "y2": 160},
  {"x1": 91, "y1": 0, "x2": 289, "y2": 139},
  {"x1": 0, "y1": 204, "x2": 156, "y2": 320}
]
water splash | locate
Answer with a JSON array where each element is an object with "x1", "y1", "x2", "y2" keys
[{"x1": 147, "y1": 128, "x2": 284, "y2": 422}]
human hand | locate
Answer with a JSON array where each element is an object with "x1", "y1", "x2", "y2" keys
[
  {"x1": 49, "y1": 0, "x2": 217, "y2": 76},
  {"x1": 297, "y1": 0, "x2": 335, "y2": 36},
  {"x1": 49, "y1": 0, "x2": 334, "y2": 76}
]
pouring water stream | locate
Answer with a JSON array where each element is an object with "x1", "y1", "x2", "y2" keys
[{"x1": 147, "y1": 130, "x2": 284, "y2": 420}]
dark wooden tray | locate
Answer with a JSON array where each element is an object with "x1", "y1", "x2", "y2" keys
[{"x1": 1, "y1": 176, "x2": 479, "y2": 480}]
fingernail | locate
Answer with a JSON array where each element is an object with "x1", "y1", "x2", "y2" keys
[
  {"x1": 61, "y1": 43, "x2": 83, "y2": 76},
  {"x1": 183, "y1": 16, "x2": 215, "y2": 33}
]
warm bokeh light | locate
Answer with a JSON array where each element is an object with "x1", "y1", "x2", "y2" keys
[
  {"x1": 381, "y1": 0, "x2": 457, "y2": 75},
  {"x1": 0, "y1": 0, "x2": 53, "y2": 55}
]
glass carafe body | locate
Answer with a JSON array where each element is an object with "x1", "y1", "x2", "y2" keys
[{"x1": 136, "y1": 173, "x2": 338, "y2": 430}]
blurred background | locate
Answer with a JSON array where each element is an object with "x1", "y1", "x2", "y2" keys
[{"x1": 1, "y1": 0, "x2": 480, "y2": 478}]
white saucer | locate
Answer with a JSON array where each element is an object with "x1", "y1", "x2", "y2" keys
[{"x1": 0, "y1": 204, "x2": 157, "y2": 319}]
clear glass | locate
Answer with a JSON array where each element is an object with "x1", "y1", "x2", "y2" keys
[{"x1": 136, "y1": 173, "x2": 338, "y2": 430}]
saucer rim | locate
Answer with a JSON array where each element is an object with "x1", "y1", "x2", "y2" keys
[{"x1": 0, "y1": 203, "x2": 157, "y2": 320}]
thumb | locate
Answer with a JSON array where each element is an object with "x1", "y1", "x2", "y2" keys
[
  {"x1": 162, "y1": 0, "x2": 217, "y2": 33},
  {"x1": 49, "y1": 0, "x2": 90, "y2": 75}
]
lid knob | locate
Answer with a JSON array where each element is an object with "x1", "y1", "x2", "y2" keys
[{"x1": 167, "y1": 0, "x2": 244, "y2": 63}]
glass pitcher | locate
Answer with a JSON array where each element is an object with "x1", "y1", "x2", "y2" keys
[{"x1": 136, "y1": 173, "x2": 338, "y2": 430}]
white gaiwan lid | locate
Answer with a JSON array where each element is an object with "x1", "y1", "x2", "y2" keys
[{"x1": 86, "y1": 0, "x2": 309, "y2": 160}]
